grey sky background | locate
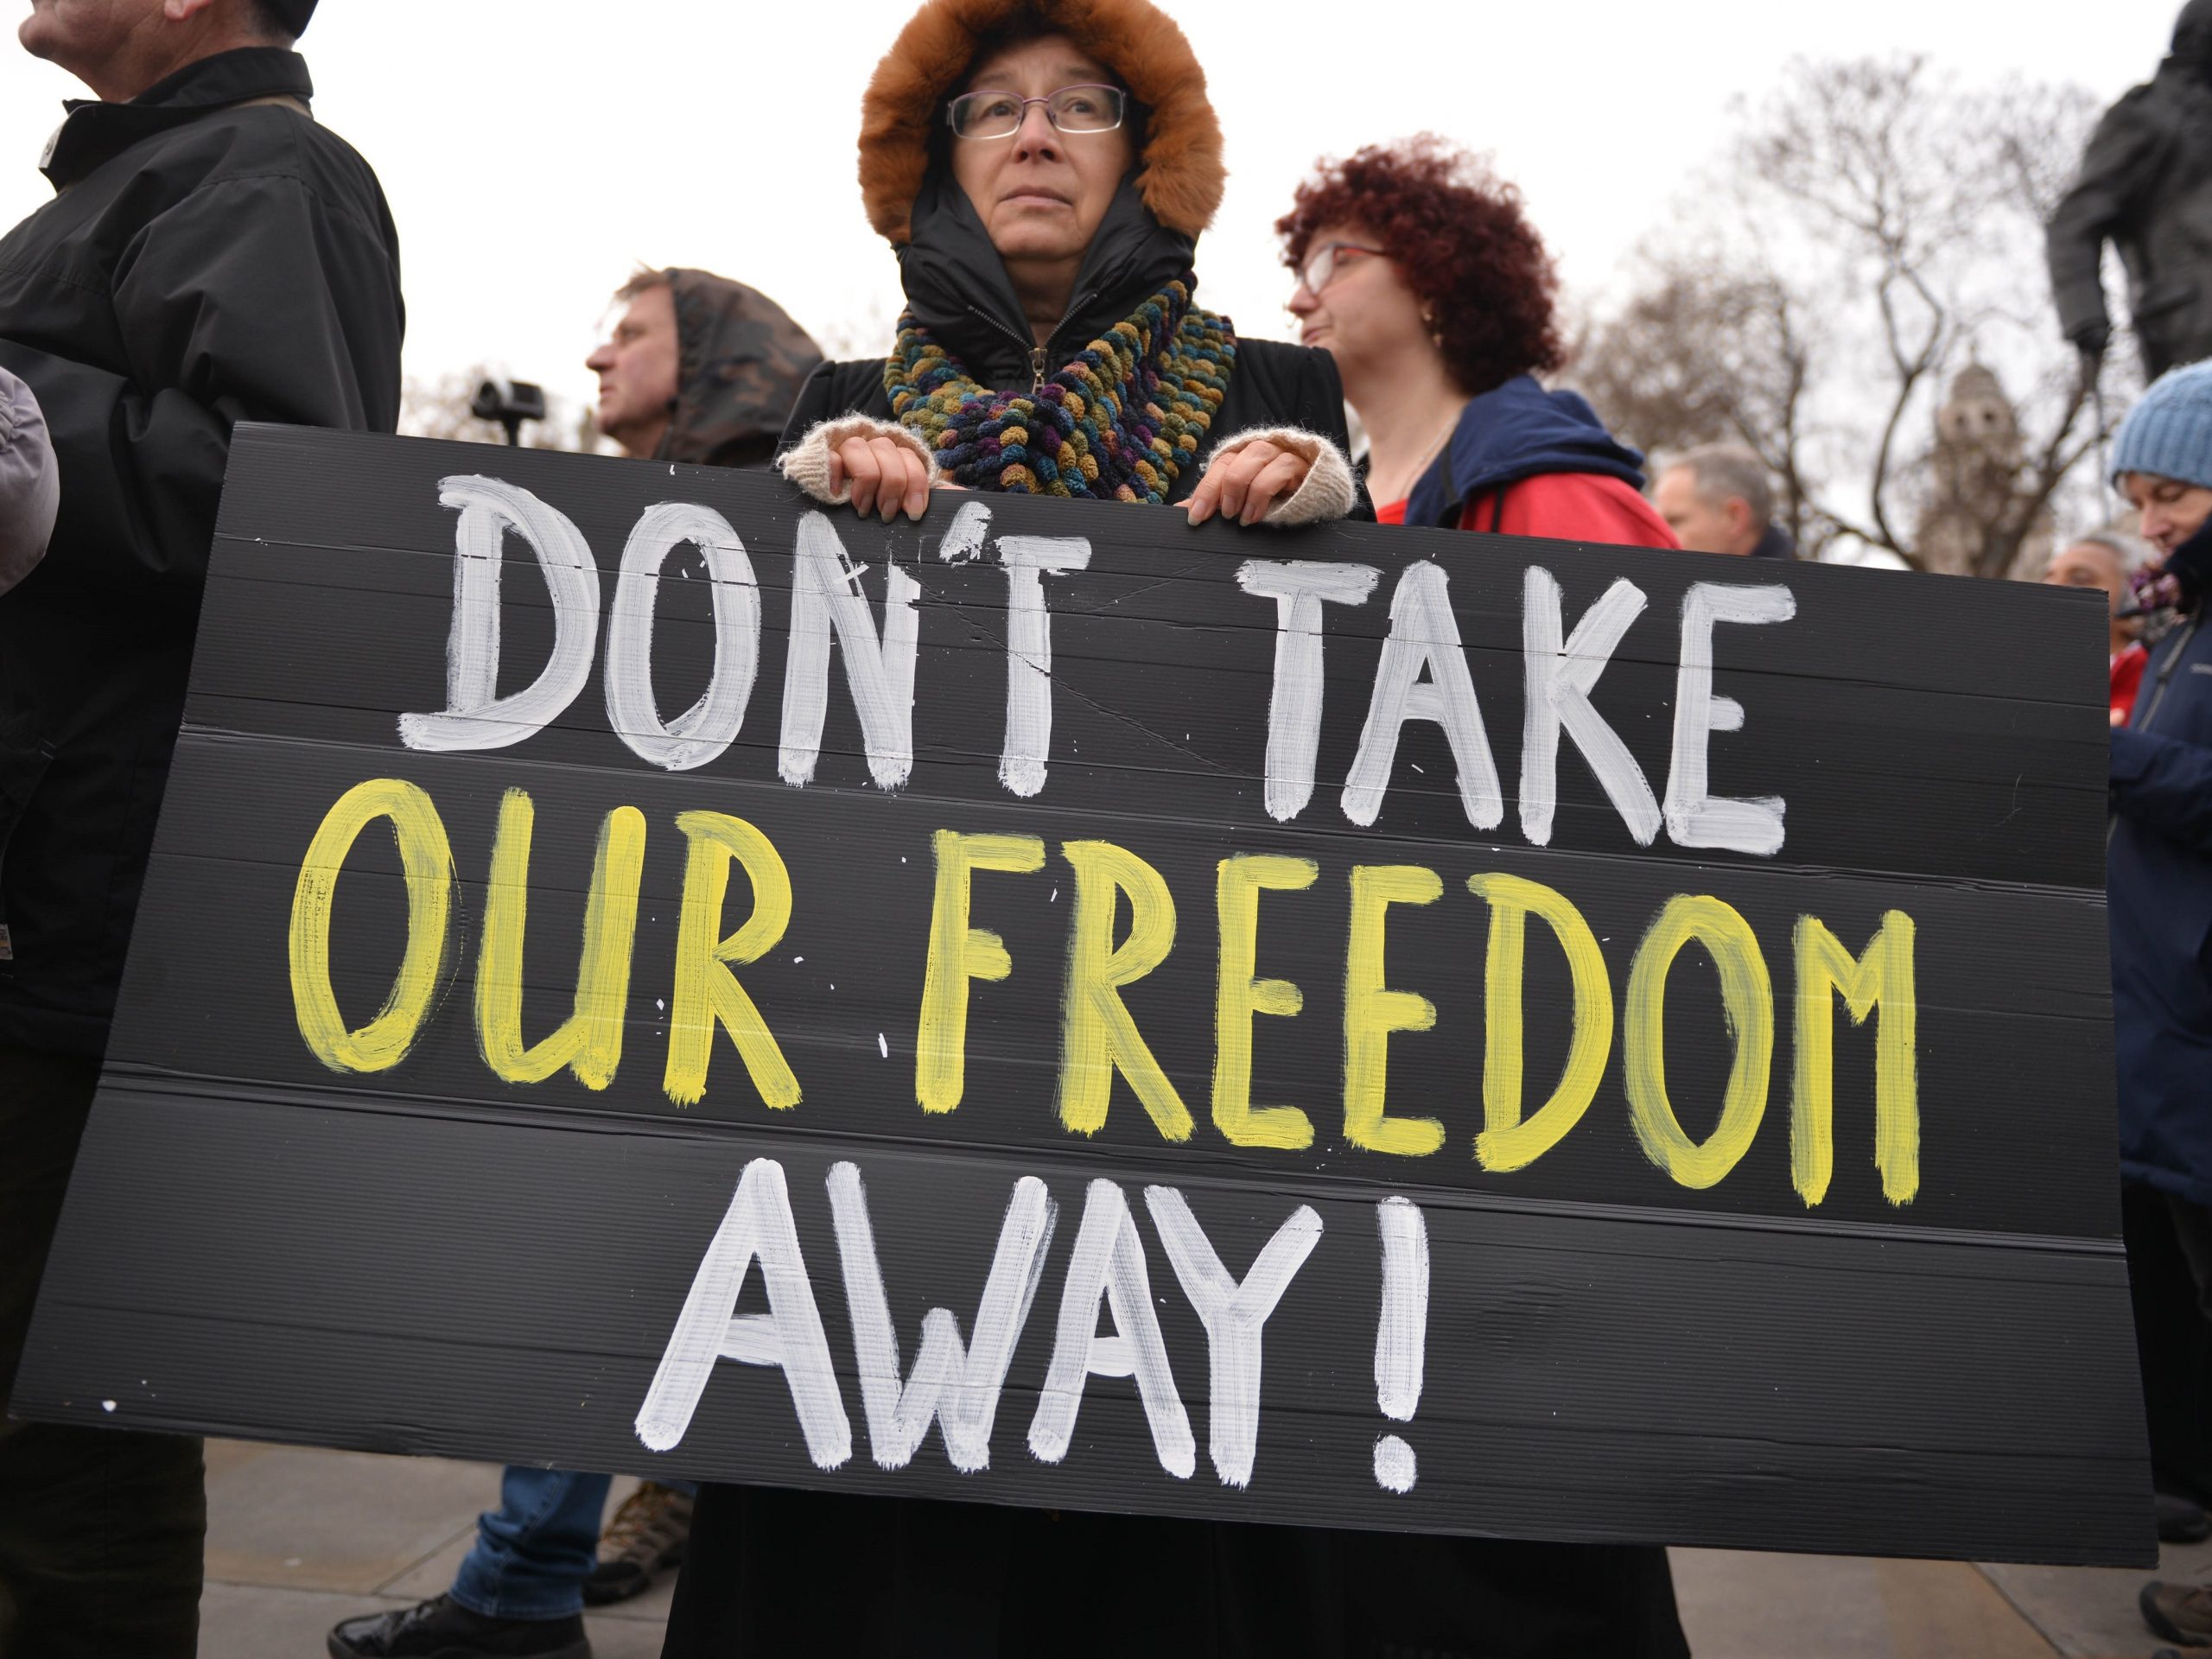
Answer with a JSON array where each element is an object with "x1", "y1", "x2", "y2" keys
[{"x1": 0, "y1": 2, "x2": 2181, "y2": 428}]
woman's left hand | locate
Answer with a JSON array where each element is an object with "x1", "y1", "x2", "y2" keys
[{"x1": 1185, "y1": 440, "x2": 1313, "y2": 527}]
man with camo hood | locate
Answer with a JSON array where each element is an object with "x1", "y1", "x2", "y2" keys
[
  {"x1": 2048, "y1": 0, "x2": 2212, "y2": 378},
  {"x1": 327, "y1": 267, "x2": 821, "y2": 1659},
  {"x1": 588, "y1": 265, "x2": 823, "y2": 467}
]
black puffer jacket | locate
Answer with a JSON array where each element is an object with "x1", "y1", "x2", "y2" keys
[{"x1": 0, "y1": 47, "x2": 403, "y2": 1054}]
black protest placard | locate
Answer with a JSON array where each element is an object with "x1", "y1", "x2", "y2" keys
[{"x1": 14, "y1": 425, "x2": 2150, "y2": 1563}]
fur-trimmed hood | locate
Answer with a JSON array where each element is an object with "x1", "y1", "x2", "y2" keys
[{"x1": 860, "y1": 0, "x2": 1224, "y2": 246}]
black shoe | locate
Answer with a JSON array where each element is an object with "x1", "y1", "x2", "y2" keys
[
  {"x1": 327, "y1": 1594, "x2": 592, "y2": 1659},
  {"x1": 2163, "y1": 1491, "x2": 2212, "y2": 1544},
  {"x1": 2142, "y1": 1579, "x2": 2212, "y2": 1648}
]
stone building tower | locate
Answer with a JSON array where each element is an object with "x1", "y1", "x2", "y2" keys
[{"x1": 1910, "y1": 362, "x2": 2055, "y2": 578}]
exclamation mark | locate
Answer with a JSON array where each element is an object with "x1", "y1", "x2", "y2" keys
[{"x1": 1373, "y1": 1195, "x2": 1428, "y2": 1493}]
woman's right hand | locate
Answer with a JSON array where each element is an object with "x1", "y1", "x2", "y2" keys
[{"x1": 831, "y1": 433, "x2": 934, "y2": 522}]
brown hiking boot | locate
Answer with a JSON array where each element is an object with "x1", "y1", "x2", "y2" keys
[
  {"x1": 582, "y1": 1482, "x2": 692, "y2": 1606},
  {"x1": 2143, "y1": 1580, "x2": 2212, "y2": 1647}
]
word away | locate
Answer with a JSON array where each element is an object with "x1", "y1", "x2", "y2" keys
[
  {"x1": 632, "y1": 1160, "x2": 1427, "y2": 1493},
  {"x1": 401, "y1": 477, "x2": 1798, "y2": 855}
]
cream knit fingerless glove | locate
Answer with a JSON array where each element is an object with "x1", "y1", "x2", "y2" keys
[
  {"x1": 777, "y1": 416, "x2": 940, "y2": 505},
  {"x1": 1202, "y1": 427, "x2": 1359, "y2": 525}
]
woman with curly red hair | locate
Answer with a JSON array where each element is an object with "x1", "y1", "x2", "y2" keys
[
  {"x1": 1281, "y1": 137, "x2": 1676, "y2": 547},
  {"x1": 1260, "y1": 135, "x2": 1694, "y2": 1659}
]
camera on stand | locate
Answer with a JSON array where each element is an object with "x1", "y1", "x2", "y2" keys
[{"x1": 471, "y1": 377, "x2": 546, "y2": 447}]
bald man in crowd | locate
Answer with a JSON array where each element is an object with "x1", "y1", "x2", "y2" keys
[
  {"x1": 1653, "y1": 444, "x2": 1796, "y2": 559},
  {"x1": 0, "y1": 1, "x2": 402, "y2": 1650}
]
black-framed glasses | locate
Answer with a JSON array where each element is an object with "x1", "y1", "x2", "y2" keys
[
  {"x1": 947, "y1": 84, "x2": 1127, "y2": 140},
  {"x1": 1298, "y1": 241, "x2": 1386, "y2": 296}
]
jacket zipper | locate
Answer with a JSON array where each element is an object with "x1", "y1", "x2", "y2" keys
[{"x1": 963, "y1": 289, "x2": 1098, "y2": 393}]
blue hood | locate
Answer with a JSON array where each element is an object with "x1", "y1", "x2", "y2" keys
[{"x1": 1404, "y1": 374, "x2": 1647, "y2": 528}]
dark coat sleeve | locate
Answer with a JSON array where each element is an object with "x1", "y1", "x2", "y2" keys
[
  {"x1": 2112, "y1": 723, "x2": 2212, "y2": 850},
  {"x1": 0, "y1": 172, "x2": 402, "y2": 612},
  {"x1": 777, "y1": 359, "x2": 840, "y2": 456},
  {"x1": 1301, "y1": 346, "x2": 1376, "y2": 523},
  {"x1": 1193, "y1": 340, "x2": 1374, "y2": 521},
  {"x1": 776, "y1": 359, "x2": 893, "y2": 457},
  {"x1": 2046, "y1": 87, "x2": 2167, "y2": 346}
]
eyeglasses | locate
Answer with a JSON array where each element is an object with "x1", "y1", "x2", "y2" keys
[
  {"x1": 1298, "y1": 241, "x2": 1386, "y2": 296},
  {"x1": 947, "y1": 84, "x2": 1127, "y2": 141}
]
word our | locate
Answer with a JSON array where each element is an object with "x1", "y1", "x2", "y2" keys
[{"x1": 399, "y1": 478, "x2": 1797, "y2": 856}]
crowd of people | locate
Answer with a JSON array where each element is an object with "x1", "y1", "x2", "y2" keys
[{"x1": 2, "y1": 0, "x2": 2211, "y2": 1655}]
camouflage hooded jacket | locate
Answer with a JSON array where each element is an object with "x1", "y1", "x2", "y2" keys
[{"x1": 656, "y1": 268, "x2": 823, "y2": 468}]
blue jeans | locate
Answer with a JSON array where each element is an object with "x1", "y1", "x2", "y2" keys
[{"x1": 448, "y1": 1468, "x2": 698, "y2": 1620}]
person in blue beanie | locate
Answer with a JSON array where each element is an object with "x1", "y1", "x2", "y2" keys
[{"x1": 2094, "y1": 360, "x2": 2212, "y2": 1649}]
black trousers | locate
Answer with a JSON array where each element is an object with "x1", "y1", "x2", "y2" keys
[
  {"x1": 2157, "y1": 1184, "x2": 2212, "y2": 1327},
  {"x1": 2125, "y1": 1180, "x2": 2212, "y2": 1500},
  {"x1": 0, "y1": 1044, "x2": 202, "y2": 1658},
  {"x1": 665, "y1": 1484, "x2": 1689, "y2": 1659}
]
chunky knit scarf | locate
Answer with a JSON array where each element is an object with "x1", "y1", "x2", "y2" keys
[{"x1": 884, "y1": 276, "x2": 1236, "y2": 502}]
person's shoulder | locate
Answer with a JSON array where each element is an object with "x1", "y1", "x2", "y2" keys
[
  {"x1": 819, "y1": 359, "x2": 893, "y2": 406},
  {"x1": 1223, "y1": 337, "x2": 1346, "y2": 442},
  {"x1": 1235, "y1": 336, "x2": 1339, "y2": 391},
  {"x1": 2097, "y1": 78, "x2": 2176, "y2": 135},
  {"x1": 149, "y1": 105, "x2": 393, "y2": 235},
  {"x1": 1503, "y1": 471, "x2": 1677, "y2": 549},
  {"x1": 779, "y1": 359, "x2": 893, "y2": 449},
  {"x1": 798, "y1": 359, "x2": 893, "y2": 420}
]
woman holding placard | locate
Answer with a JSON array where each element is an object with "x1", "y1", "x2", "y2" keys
[
  {"x1": 664, "y1": 5, "x2": 1690, "y2": 1656},
  {"x1": 771, "y1": 0, "x2": 1363, "y2": 531}
]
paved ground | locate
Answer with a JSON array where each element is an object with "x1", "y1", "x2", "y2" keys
[{"x1": 202, "y1": 1440, "x2": 2202, "y2": 1658}]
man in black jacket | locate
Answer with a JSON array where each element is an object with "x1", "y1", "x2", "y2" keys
[{"x1": 0, "y1": 2, "x2": 402, "y2": 1651}]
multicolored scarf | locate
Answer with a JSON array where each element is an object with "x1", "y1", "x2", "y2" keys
[{"x1": 884, "y1": 276, "x2": 1236, "y2": 502}]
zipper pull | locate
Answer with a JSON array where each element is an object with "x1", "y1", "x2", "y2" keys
[{"x1": 1030, "y1": 346, "x2": 1047, "y2": 394}]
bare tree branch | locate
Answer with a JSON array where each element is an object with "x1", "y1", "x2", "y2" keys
[{"x1": 1568, "y1": 53, "x2": 2103, "y2": 574}]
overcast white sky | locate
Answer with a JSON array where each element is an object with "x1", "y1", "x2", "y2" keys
[{"x1": 0, "y1": 1, "x2": 2182, "y2": 422}]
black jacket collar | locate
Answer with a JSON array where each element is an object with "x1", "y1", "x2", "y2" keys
[
  {"x1": 1750, "y1": 521, "x2": 1795, "y2": 560},
  {"x1": 41, "y1": 48, "x2": 312, "y2": 191},
  {"x1": 895, "y1": 165, "x2": 1198, "y2": 390}
]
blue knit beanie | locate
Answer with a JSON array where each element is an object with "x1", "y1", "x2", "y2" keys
[{"x1": 2112, "y1": 360, "x2": 2212, "y2": 491}]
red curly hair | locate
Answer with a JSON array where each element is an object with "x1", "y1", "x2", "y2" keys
[{"x1": 1277, "y1": 136, "x2": 1563, "y2": 395}]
